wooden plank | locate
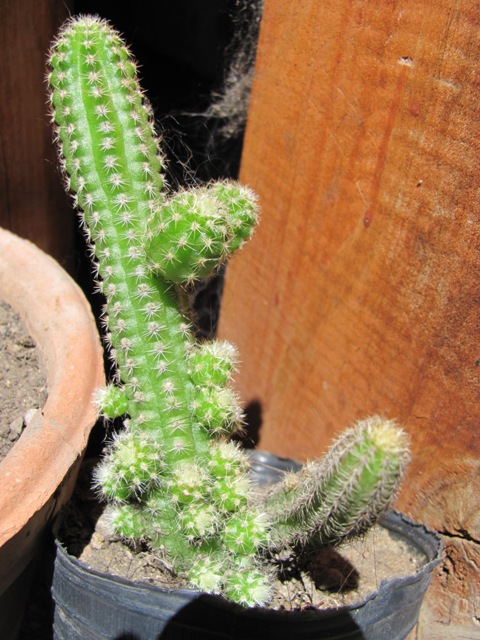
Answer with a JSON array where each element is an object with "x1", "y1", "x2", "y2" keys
[
  {"x1": 0, "y1": 1, "x2": 74, "y2": 268},
  {"x1": 218, "y1": 1, "x2": 480, "y2": 635}
]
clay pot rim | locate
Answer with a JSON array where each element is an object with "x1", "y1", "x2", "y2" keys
[{"x1": 0, "y1": 227, "x2": 104, "y2": 590}]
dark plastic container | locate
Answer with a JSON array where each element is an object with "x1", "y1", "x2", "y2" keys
[{"x1": 52, "y1": 451, "x2": 442, "y2": 640}]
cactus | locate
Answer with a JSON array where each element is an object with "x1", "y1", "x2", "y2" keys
[{"x1": 47, "y1": 15, "x2": 410, "y2": 608}]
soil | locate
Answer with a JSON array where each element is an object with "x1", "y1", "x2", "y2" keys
[
  {"x1": 0, "y1": 300, "x2": 48, "y2": 462},
  {"x1": 57, "y1": 456, "x2": 428, "y2": 613}
]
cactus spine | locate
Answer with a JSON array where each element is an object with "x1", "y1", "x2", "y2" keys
[{"x1": 48, "y1": 15, "x2": 410, "y2": 608}]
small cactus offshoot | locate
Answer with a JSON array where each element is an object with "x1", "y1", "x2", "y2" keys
[{"x1": 48, "y1": 15, "x2": 410, "y2": 608}]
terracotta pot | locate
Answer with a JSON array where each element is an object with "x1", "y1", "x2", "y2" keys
[{"x1": 0, "y1": 227, "x2": 104, "y2": 639}]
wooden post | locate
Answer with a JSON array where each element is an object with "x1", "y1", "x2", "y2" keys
[
  {"x1": 0, "y1": 1, "x2": 74, "y2": 268},
  {"x1": 218, "y1": 1, "x2": 480, "y2": 636}
]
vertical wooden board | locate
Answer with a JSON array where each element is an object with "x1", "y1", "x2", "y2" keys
[
  {"x1": 218, "y1": 1, "x2": 480, "y2": 634},
  {"x1": 0, "y1": 1, "x2": 74, "y2": 267}
]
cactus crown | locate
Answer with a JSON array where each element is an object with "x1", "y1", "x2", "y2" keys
[{"x1": 48, "y1": 15, "x2": 410, "y2": 608}]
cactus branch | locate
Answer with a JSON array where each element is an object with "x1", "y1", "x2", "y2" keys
[{"x1": 263, "y1": 416, "x2": 411, "y2": 552}]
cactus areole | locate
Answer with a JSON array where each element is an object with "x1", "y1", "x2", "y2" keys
[{"x1": 48, "y1": 15, "x2": 410, "y2": 607}]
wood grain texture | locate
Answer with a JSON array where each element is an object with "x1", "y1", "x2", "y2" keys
[
  {"x1": 0, "y1": 0, "x2": 74, "y2": 268},
  {"x1": 218, "y1": 1, "x2": 480, "y2": 635}
]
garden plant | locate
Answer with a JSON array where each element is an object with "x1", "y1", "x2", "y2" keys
[{"x1": 47, "y1": 15, "x2": 410, "y2": 608}]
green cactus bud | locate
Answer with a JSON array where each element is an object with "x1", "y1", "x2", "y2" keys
[
  {"x1": 192, "y1": 386, "x2": 243, "y2": 435},
  {"x1": 93, "y1": 430, "x2": 165, "y2": 501},
  {"x1": 95, "y1": 385, "x2": 129, "y2": 418},
  {"x1": 224, "y1": 562, "x2": 271, "y2": 608},
  {"x1": 208, "y1": 441, "x2": 250, "y2": 478},
  {"x1": 178, "y1": 503, "x2": 219, "y2": 540},
  {"x1": 188, "y1": 557, "x2": 225, "y2": 595},
  {"x1": 188, "y1": 341, "x2": 238, "y2": 387},
  {"x1": 212, "y1": 474, "x2": 251, "y2": 512},
  {"x1": 223, "y1": 511, "x2": 269, "y2": 555},
  {"x1": 106, "y1": 503, "x2": 150, "y2": 541},
  {"x1": 168, "y1": 462, "x2": 212, "y2": 505},
  {"x1": 146, "y1": 182, "x2": 258, "y2": 285}
]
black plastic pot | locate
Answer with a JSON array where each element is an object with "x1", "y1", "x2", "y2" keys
[{"x1": 52, "y1": 451, "x2": 442, "y2": 640}]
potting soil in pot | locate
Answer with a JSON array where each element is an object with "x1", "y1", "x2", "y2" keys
[{"x1": 0, "y1": 301, "x2": 47, "y2": 462}]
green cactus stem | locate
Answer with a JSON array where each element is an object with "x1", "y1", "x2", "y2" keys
[
  {"x1": 263, "y1": 416, "x2": 411, "y2": 552},
  {"x1": 48, "y1": 14, "x2": 267, "y2": 604}
]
